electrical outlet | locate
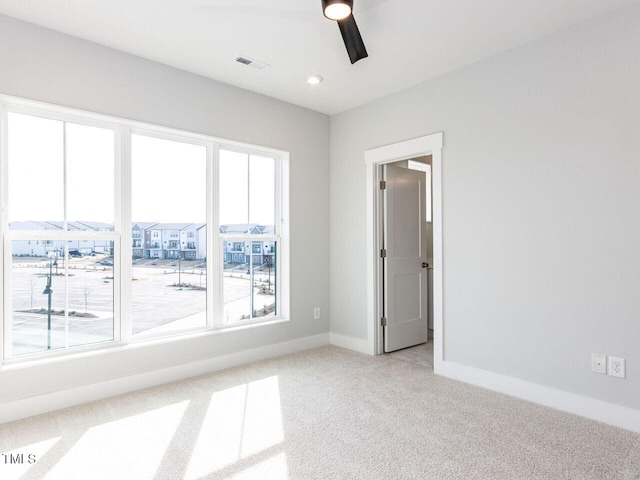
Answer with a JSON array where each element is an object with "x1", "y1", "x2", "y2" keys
[
  {"x1": 608, "y1": 357, "x2": 626, "y2": 379},
  {"x1": 591, "y1": 353, "x2": 607, "y2": 374},
  {"x1": 313, "y1": 307, "x2": 321, "y2": 320}
]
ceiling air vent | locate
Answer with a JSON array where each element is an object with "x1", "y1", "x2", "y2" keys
[{"x1": 235, "y1": 56, "x2": 270, "y2": 70}]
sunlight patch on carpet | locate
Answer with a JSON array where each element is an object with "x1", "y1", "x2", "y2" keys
[
  {"x1": 46, "y1": 401, "x2": 189, "y2": 479},
  {"x1": 1, "y1": 437, "x2": 60, "y2": 480},
  {"x1": 185, "y1": 375, "x2": 287, "y2": 480}
]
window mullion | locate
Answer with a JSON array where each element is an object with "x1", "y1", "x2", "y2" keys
[
  {"x1": 63, "y1": 122, "x2": 68, "y2": 231},
  {"x1": 1, "y1": 105, "x2": 8, "y2": 361},
  {"x1": 62, "y1": 122, "x2": 69, "y2": 348},
  {"x1": 1, "y1": 238, "x2": 10, "y2": 361},
  {"x1": 119, "y1": 126, "x2": 131, "y2": 343},
  {"x1": 209, "y1": 143, "x2": 219, "y2": 328}
]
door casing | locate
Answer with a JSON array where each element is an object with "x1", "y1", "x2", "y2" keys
[{"x1": 364, "y1": 133, "x2": 443, "y2": 372}]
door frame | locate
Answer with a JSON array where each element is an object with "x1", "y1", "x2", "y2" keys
[{"x1": 364, "y1": 133, "x2": 443, "y2": 372}]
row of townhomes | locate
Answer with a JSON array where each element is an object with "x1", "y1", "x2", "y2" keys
[
  {"x1": 132, "y1": 222, "x2": 206, "y2": 260},
  {"x1": 10, "y1": 222, "x2": 276, "y2": 266},
  {"x1": 10, "y1": 221, "x2": 114, "y2": 257}
]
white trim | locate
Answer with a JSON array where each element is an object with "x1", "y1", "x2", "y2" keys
[
  {"x1": 438, "y1": 360, "x2": 640, "y2": 434},
  {"x1": 364, "y1": 133, "x2": 444, "y2": 367},
  {"x1": 0, "y1": 94, "x2": 270, "y2": 153},
  {"x1": 329, "y1": 332, "x2": 372, "y2": 355},
  {"x1": 0, "y1": 107, "x2": 6, "y2": 362},
  {"x1": 2, "y1": 237, "x2": 11, "y2": 359},
  {"x1": 211, "y1": 144, "x2": 224, "y2": 325},
  {"x1": 119, "y1": 126, "x2": 132, "y2": 343},
  {"x1": 365, "y1": 135, "x2": 443, "y2": 165},
  {"x1": 1, "y1": 93, "x2": 291, "y2": 363},
  {"x1": 279, "y1": 152, "x2": 291, "y2": 322},
  {"x1": 0, "y1": 333, "x2": 329, "y2": 425},
  {"x1": 215, "y1": 146, "x2": 287, "y2": 327}
]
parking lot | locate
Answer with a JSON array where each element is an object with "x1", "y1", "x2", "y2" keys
[{"x1": 9, "y1": 255, "x2": 275, "y2": 356}]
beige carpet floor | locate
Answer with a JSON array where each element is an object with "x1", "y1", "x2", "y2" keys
[{"x1": 1, "y1": 345, "x2": 639, "y2": 480}]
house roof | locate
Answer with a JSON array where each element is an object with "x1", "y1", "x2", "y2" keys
[
  {"x1": 9, "y1": 221, "x2": 273, "y2": 235},
  {"x1": 133, "y1": 222, "x2": 159, "y2": 230},
  {"x1": 8, "y1": 221, "x2": 62, "y2": 231},
  {"x1": 220, "y1": 224, "x2": 269, "y2": 235},
  {"x1": 74, "y1": 221, "x2": 115, "y2": 231},
  {"x1": 8, "y1": 221, "x2": 111, "y2": 231},
  {"x1": 149, "y1": 223, "x2": 194, "y2": 231}
]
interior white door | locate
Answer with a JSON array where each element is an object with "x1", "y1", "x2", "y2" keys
[{"x1": 383, "y1": 164, "x2": 428, "y2": 352}]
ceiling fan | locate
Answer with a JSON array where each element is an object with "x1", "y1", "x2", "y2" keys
[
  {"x1": 194, "y1": 0, "x2": 372, "y2": 64},
  {"x1": 321, "y1": 0, "x2": 368, "y2": 64}
]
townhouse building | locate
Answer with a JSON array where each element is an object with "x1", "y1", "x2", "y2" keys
[
  {"x1": 11, "y1": 221, "x2": 273, "y2": 264},
  {"x1": 10, "y1": 221, "x2": 113, "y2": 257},
  {"x1": 221, "y1": 224, "x2": 275, "y2": 268}
]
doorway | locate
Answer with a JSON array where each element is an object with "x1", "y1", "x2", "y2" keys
[
  {"x1": 364, "y1": 133, "x2": 443, "y2": 372},
  {"x1": 381, "y1": 160, "x2": 430, "y2": 352}
]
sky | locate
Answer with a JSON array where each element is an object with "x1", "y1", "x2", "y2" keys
[{"x1": 7, "y1": 113, "x2": 276, "y2": 228}]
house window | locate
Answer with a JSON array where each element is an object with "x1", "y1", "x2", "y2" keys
[
  {"x1": 130, "y1": 134, "x2": 207, "y2": 337},
  {"x1": 1, "y1": 96, "x2": 289, "y2": 362},
  {"x1": 4, "y1": 112, "x2": 117, "y2": 356},
  {"x1": 219, "y1": 149, "x2": 280, "y2": 324}
]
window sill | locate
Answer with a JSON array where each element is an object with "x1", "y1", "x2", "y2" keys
[{"x1": 1, "y1": 316, "x2": 290, "y2": 371}]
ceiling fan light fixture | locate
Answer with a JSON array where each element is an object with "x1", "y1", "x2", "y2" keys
[{"x1": 322, "y1": 0, "x2": 353, "y2": 21}]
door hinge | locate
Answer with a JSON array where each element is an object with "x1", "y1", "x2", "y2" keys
[
  {"x1": 380, "y1": 180, "x2": 386, "y2": 190},
  {"x1": 381, "y1": 317, "x2": 388, "y2": 327},
  {"x1": 380, "y1": 249, "x2": 387, "y2": 258}
]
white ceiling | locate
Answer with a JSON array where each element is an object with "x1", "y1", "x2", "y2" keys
[{"x1": 0, "y1": 0, "x2": 636, "y2": 115}]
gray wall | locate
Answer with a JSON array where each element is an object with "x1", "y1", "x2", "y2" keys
[
  {"x1": 0, "y1": 15, "x2": 330, "y2": 403},
  {"x1": 330, "y1": 4, "x2": 640, "y2": 409}
]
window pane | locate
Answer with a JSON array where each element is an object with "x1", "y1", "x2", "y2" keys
[
  {"x1": 249, "y1": 155, "x2": 275, "y2": 232},
  {"x1": 219, "y1": 150, "x2": 248, "y2": 226},
  {"x1": 220, "y1": 150, "x2": 276, "y2": 235},
  {"x1": 223, "y1": 240, "x2": 276, "y2": 323},
  {"x1": 11, "y1": 242, "x2": 114, "y2": 356},
  {"x1": 131, "y1": 135, "x2": 207, "y2": 335},
  {"x1": 8, "y1": 113, "x2": 64, "y2": 226},
  {"x1": 66, "y1": 123, "x2": 115, "y2": 224}
]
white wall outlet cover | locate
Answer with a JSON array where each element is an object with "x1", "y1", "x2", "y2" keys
[
  {"x1": 313, "y1": 307, "x2": 321, "y2": 320},
  {"x1": 608, "y1": 357, "x2": 626, "y2": 379},
  {"x1": 591, "y1": 353, "x2": 607, "y2": 374}
]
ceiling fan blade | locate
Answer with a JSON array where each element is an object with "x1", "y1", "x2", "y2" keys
[{"x1": 337, "y1": 14, "x2": 368, "y2": 64}]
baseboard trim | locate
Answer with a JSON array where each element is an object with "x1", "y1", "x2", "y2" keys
[
  {"x1": 329, "y1": 332, "x2": 372, "y2": 355},
  {"x1": 0, "y1": 333, "x2": 329, "y2": 425},
  {"x1": 438, "y1": 360, "x2": 640, "y2": 434}
]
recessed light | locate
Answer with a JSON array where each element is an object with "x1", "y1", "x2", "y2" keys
[{"x1": 307, "y1": 75, "x2": 324, "y2": 85}]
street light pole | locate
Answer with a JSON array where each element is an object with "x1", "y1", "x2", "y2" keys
[
  {"x1": 177, "y1": 252, "x2": 182, "y2": 286},
  {"x1": 263, "y1": 244, "x2": 271, "y2": 290},
  {"x1": 265, "y1": 258, "x2": 271, "y2": 290},
  {"x1": 43, "y1": 260, "x2": 54, "y2": 350}
]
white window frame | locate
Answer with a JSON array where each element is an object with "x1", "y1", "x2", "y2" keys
[
  {"x1": 216, "y1": 143, "x2": 287, "y2": 329},
  {"x1": 1, "y1": 101, "x2": 122, "y2": 361},
  {"x1": 0, "y1": 94, "x2": 290, "y2": 364}
]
